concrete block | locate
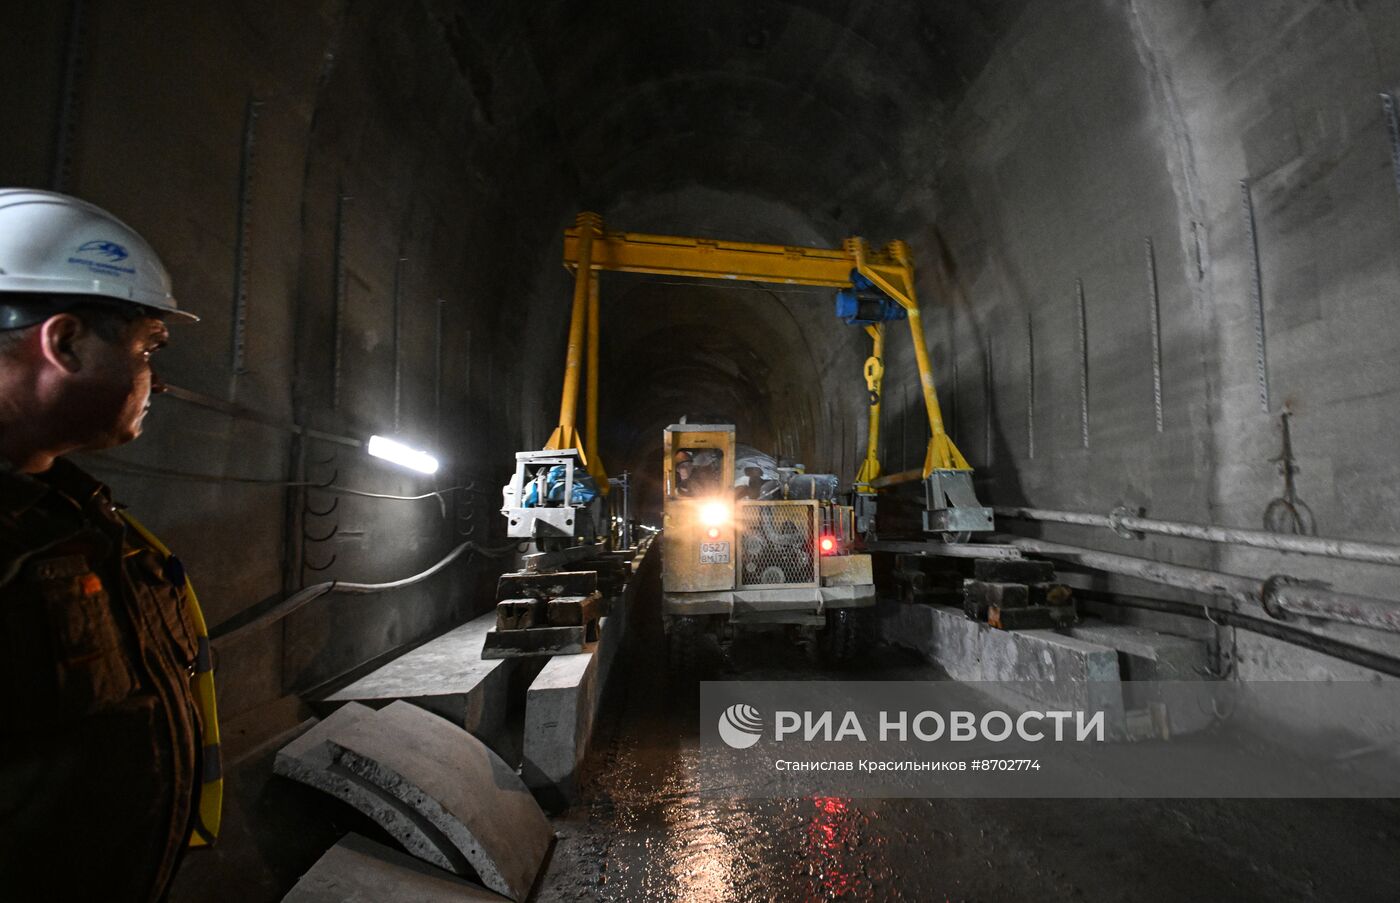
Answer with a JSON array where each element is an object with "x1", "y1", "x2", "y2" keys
[
  {"x1": 517, "y1": 543, "x2": 653, "y2": 804},
  {"x1": 988, "y1": 605, "x2": 1058, "y2": 630},
  {"x1": 496, "y1": 599, "x2": 541, "y2": 631},
  {"x1": 966, "y1": 580, "x2": 1074, "y2": 624},
  {"x1": 964, "y1": 580, "x2": 1029, "y2": 619},
  {"x1": 324, "y1": 611, "x2": 513, "y2": 747},
  {"x1": 326, "y1": 700, "x2": 554, "y2": 902},
  {"x1": 879, "y1": 600, "x2": 982, "y2": 681},
  {"x1": 893, "y1": 568, "x2": 929, "y2": 593},
  {"x1": 523, "y1": 590, "x2": 634, "y2": 805},
  {"x1": 1070, "y1": 622, "x2": 1214, "y2": 734},
  {"x1": 980, "y1": 627, "x2": 1121, "y2": 683},
  {"x1": 979, "y1": 620, "x2": 1124, "y2": 726},
  {"x1": 522, "y1": 650, "x2": 598, "y2": 804},
  {"x1": 820, "y1": 553, "x2": 873, "y2": 586},
  {"x1": 1069, "y1": 622, "x2": 1209, "y2": 681},
  {"x1": 881, "y1": 602, "x2": 1124, "y2": 715},
  {"x1": 594, "y1": 610, "x2": 626, "y2": 689},
  {"x1": 545, "y1": 592, "x2": 603, "y2": 626},
  {"x1": 273, "y1": 704, "x2": 469, "y2": 876},
  {"x1": 282, "y1": 833, "x2": 506, "y2": 902},
  {"x1": 883, "y1": 602, "x2": 1220, "y2": 736}
]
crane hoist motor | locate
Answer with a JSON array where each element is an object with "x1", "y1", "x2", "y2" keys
[{"x1": 835, "y1": 272, "x2": 909, "y2": 326}]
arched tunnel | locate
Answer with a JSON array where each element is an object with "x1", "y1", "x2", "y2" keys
[{"x1": 4, "y1": 1, "x2": 1400, "y2": 900}]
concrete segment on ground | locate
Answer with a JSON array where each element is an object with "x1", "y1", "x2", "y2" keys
[
  {"x1": 1069, "y1": 622, "x2": 1209, "y2": 681},
  {"x1": 282, "y1": 833, "x2": 506, "y2": 902},
  {"x1": 1070, "y1": 622, "x2": 1214, "y2": 734},
  {"x1": 881, "y1": 601, "x2": 1217, "y2": 737},
  {"x1": 323, "y1": 700, "x2": 554, "y2": 901},
  {"x1": 881, "y1": 600, "x2": 1123, "y2": 718},
  {"x1": 523, "y1": 606, "x2": 631, "y2": 802},
  {"x1": 521, "y1": 544, "x2": 650, "y2": 803},
  {"x1": 324, "y1": 611, "x2": 512, "y2": 747},
  {"x1": 272, "y1": 703, "x2": 471, "y2": 875},
  {"x1": 522, "y1": 646, "x2": 598, "y2": 803}
]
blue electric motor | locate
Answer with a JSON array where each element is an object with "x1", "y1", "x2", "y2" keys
[
  {"x1": 834, "y1": 270, "x2": 909, "y2": 325},
  {"x1": 522, "y1": 465, "x2": 599, "y2": 507}
]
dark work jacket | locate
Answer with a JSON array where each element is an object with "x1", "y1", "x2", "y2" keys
[{"x1": 0, "y1": 458, "x2": 202, "y2": 902}]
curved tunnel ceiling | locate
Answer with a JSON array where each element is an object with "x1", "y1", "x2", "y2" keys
[{"x1": 520, "y1": 0, "x2": 1013, "y2": 220}]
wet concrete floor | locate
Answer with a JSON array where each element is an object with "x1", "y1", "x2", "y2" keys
[{"x1": 536, "y1": 614, "x2": 1400, "y2": 902}]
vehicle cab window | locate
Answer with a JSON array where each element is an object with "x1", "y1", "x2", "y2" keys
[{"x1": 673, "y1": 448, "x2": 724, "y2": 497}]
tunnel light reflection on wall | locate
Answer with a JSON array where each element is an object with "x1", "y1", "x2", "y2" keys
[{"x1": 367, "y1": 435, "x2": 440, "y2": 474}]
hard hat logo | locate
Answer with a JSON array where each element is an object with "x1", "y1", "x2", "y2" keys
[
  {"x1": 77, "y1": 240, "x2": 130, "y2": 263},
  {"x1": 69, "y1": 239, "x2": 138, "y2": 278}
]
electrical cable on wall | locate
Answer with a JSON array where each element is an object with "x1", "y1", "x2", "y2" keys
[
  {"x1": 211, "y1": 537, "x2": 522, "y2": 647},
  {"x1": 82, "y1": 457, "x2": 518, "y2": 644},
  {"x1": 82, "y1": 454, "x2": 495, "y2": 517}
]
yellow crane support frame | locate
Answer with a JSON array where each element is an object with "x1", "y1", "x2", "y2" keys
[
  {"x1": 545, "y1": 212, "x2": 599, "y2": 465},
  {"x1": 544, "y1": 212, "x2": 970, "y2": 492}
]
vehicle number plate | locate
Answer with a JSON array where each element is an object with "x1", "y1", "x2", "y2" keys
[{"x1": 699, "y1": 541, "x2": 730, "y2": 564}]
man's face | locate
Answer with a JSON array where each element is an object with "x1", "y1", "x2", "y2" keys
[{"x1": 66, "y1": 314, "x2": 168, "y2": 449}]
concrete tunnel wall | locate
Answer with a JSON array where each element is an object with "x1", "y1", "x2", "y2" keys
[
  {"x1": 894, "y1": 0, "x2": 1400, "y2": 678},
  {"x1": 4, "y1": 0, "x2": 1400, "y2": 729},
  {"x1": 2, "y1": 0, "x2": 594, "y2": 723}
]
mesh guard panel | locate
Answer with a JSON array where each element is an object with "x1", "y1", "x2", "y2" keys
[{"x1": 737, "y1": 501, "x2": 817, "y2": 587}]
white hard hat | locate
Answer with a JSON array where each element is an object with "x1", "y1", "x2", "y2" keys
[{"x1": 0, "y1": 188, "x2": 196, "y2": 321}]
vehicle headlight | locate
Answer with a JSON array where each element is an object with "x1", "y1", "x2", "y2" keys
[{"x1": 699, "y1": 500, "x2": 730, "y2": 528}]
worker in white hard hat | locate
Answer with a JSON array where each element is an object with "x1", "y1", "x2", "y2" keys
[{"x1": 0, "y1": 189, "x2": 220, "y2": 902}]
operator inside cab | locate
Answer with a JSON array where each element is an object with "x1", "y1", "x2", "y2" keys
[{"x1": 674, "y1": 448, "x2": 722, "y2": 497}]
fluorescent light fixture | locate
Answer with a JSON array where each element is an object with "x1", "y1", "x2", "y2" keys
[{"x1": 367, "y1": 435, "x2": 439, "y2": 474}]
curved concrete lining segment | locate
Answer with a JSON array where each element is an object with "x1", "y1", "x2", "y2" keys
[
  {"x1": 272, "y1": 703, "x2": 471, "y2": 876},
  {"x1": 275, "y1": 700, "x2": 554, "y2": 900},
  {"x1": 324, "y1": 700, "x2": 555, "y2": 901},
  {"x1": 283, "y1": 833, "x2": 506, "y2": 902}
]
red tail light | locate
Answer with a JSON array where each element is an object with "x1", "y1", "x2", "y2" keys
[{"x1": 819, "y1": 535, "x2": 836, "y2": 555}]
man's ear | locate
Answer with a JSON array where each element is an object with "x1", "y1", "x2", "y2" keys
[{"x1": 37, "y1": 313, "x2": 85, "y2": 374}]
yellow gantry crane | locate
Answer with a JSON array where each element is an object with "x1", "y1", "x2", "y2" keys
[{"x1": 543, "y1": 211, "x2": 991, "y2": 536}]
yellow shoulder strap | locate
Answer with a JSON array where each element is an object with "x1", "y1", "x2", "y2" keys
[{"x1": 118, "y1": 510, "x2": 223, "y2": 847}]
